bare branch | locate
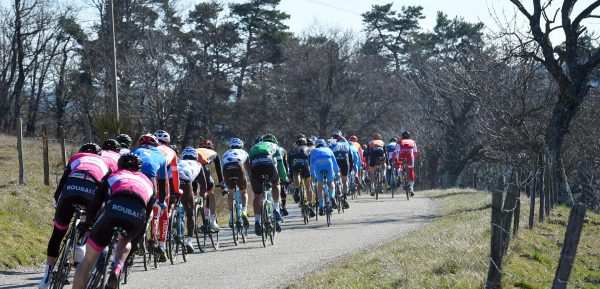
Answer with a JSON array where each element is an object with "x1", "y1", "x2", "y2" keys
[{"x1": 573, "y1": 1, "x2": 600, "y2": 28}]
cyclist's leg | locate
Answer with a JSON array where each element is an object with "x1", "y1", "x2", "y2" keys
[
  {"x1": 249, "y1": 163, "x2": 266, "y2": 235},
  {"x1": 180, "y1": 181, "x2": 195, "y2": 246},
  {"x1": 238, "y1": 165, "x2": 249, "y2": 219},
  {"x1": 202, "y1": 165, "x2": 219, "y2": 231}
]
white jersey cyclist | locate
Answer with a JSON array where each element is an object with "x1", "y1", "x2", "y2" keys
[
  {"x1": 178, "y1": 158, "x2": 203, "y2": 182},
  {"x1": 222, "y1": 148, "x2": 249, "y2": 165}
]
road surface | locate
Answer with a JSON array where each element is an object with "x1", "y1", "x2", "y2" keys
[{"x1": 0, "y1": 193, "x2": 435, "y2": 289}]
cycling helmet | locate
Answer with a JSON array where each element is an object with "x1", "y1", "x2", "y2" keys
[
  {"x1": 332, "y1": 130, "x2": 343, "y2": 139},
  {"x1": 372, "y1": 133, "x2": 382, "y2": 140},
  {"x1": 200, "y1": 139, "x2": 214, "y2": 149},
  {"x1": 349, "y1": 135, "x2": 358, "y2": 142},
  {"x1": 390, "y1": 137, "x2": 398, "y2": 143},
  {"x1": 309, "y1": 135, "x2": 318, "y2": 142},
  {"x1": 297, "y1": 134, "x2": 306, "y2": 139},
  {"x1": 315, "y1": 139, "x2": 327, "y2": 148},
  {"x1": 261, "y1": 133, "x2": 278, "y2": 144},
  {"x1": 154, "y1": 130, "x2": 170, "y2": 144},
  {"x1": 115, "y1": 134, "x2": 132, "y2": 148},
  {"x1": 306, "y1": 138, "x2": 314, "y2": 146},
  {"x1": 118, "y1": 153, "x2": 142, "y2": 172},
  {"x1": 181, "y1": 146, "x2": 198, "y2": 161},
  {"x1": 138, "y1": 134, "x2": 159, "y2": 147},
  {"x1": 102, "y1": 139, "x2": 120, "y2": 152},
  {"x1": 79, "y1": 143, "x2": 101, "y2": 155},
  {"x1": 337, "y1": 136, "x2": 347, "y2": 142},
  {"x1": 401, "y1": 131, "x2": 411, "y2": 139},
  {"x1": 230, "y1": 137, "x2": 244, "y2": 149},
  {"x1": 296, "y1": 138, "x2": 307, "y2": 146}
]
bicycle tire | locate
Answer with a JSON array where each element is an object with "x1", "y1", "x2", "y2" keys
[
  {"x1": 300, "y1": 186, "x2": 307, "y2": 224},
  {"x1": 168, "y1": 211, "x2": 176, "y2": 265},
  {"x1": 261, "y1": 201, "x2": 267, "y2": 247},
  {"x1": 51, "y1": 226, "x2": 75, "y2": 289},
  {"x1": 231, "y1": 200, "x2": 239, "y2": 246},
  {"x1": 180, "y1": 207, "x2": 187, "y2": 262},
  {"x1": 194, "y1": 203, "x2": 207, "y2": 253},
  {"x1": 142, "y1": 230, "x2": 150, "y2": 271},
  {"x1": 122, "y1": 253, "x2": 134, "y2": 284},
  {"x1": 404, "y1": 171, "x2": 410, "y2": 201},
  {"x1": 326, "y1": 196, "x2": 331, "y2": 227}
]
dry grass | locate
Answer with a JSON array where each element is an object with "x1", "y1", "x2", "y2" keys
[
  {"x1": 0, "y1": 133, "x2": 73, "y2": 269},
  {"x1": 285, "y1": 189, "x2": 600, "y2": 289}
]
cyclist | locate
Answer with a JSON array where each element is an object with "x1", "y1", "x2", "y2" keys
[
  {"x1": 278, "y1": 144, "x2": 291, "y2": 216},
  {"x1": 71, "y1": 153, "x2": 155, "y2": 289},
  {"x1": 154, "y1": 130, "x2": 182, "y2": 241},
  {"x1": 366, "y1": 133, "x2": 387, "y2": 195},
  {"x1": 248, "y1": 133, "x2": 288, "y2": 235},
  {"x1": 348, "y1": 137, "x2": 362, "y2": 194},
  {"x1": 196, "y1": 139, "x2": 224, "y2": 232},
  {"x1": 330, "y1": 133, "x2": 352, "y2": 209},
  {"x1": 385, "y1": 137, "x2": 398, "y2": 189},
  {"x1": 100, "y1": 139, "x2": 121, "y2": 167},
  {"x1": 288, "y1": 137, "x2": 314, "y2": 217},
  {"x1": 177, "y1": 147, "x2": 207, "y2": 253},
  {"x1": 131, "y1": 134, "x2": 168, "y2": 261},
  {"x1": 115, "y1": 134, "x2": 132, "y2": 155},
  {"x1": 310, "y1": 139, "x2": 339, "y2": 216},
  {"x1": 221, "y1": 138, "x2": 251, "y2": 228},
  {"x1": 38, "y1": 143, "x2": 112, "y2": 289},
  {"x1": 393, "y1": 131, "x2": 419, "y2": 196}
]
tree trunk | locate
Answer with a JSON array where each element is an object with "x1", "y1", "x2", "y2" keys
[{"x1": 545, "y1": 96, "x2": 579, "y2": 205}]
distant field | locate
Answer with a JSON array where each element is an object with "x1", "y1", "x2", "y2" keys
[{"x1": 285, "y1": 189, "x2": 600, "y2": 289}]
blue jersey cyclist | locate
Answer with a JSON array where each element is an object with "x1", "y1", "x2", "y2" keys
[
  {"x1": 385, "y1": 137, "x2": 398, "y2": 188},
  {"x1": 310, "y1": 139, "x2": 340, "y2": 216},
  {"x1": 131, "y1": 134, "x2": 169, "y2": 262}
]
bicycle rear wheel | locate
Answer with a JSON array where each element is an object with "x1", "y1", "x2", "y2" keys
[
  {"x1": 231, "y1": 201, "x2": 239, "y2": 246},
  {"x1": 168, "y1": 212, "x2": 176, "y2": 265},
  {"x1": 261, "y1": 202, "x2": 268, "y2": 247},
  {"x1": 326, "y1": 197, "x2": 331, "y2": 227},
  {"x1": 51, "y1": 224, "x2": 76, "y2": 289},
  {"x1": 194, "y1": 202, "x2": 207, "y2": 253}
]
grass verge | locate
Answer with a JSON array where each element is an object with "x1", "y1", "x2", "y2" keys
[{"x1": 285, "y1": 189, "x2": 600, "y2": 289}]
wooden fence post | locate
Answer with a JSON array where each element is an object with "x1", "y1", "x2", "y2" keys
[
  {"x1": 59, "y1": 126, "x2": 67, "y2": 167},
  {"x1": 529, "y1": 160, "x2": 537, "y2": 229},
  {"x1": 552, "y1": 203, "x2": 586, "y2": 289},
  {"x1": 485, "y1": 173, "x2": 505, "y2": 289},
  {"x1": 17, "y1": 118, "x2": 26, "y2": 185},
  {"x1": 513, "y1": 170, "x2": 521, "y2": 237},
  {"x1": 502, "y1": 168, "x2": 519, "y2": 255},
  {"x1": 553, "y1": 163, "x2": 592, "y2": 288},
  {"x1": 539, "y1": 153, "x2": 546, "y2": 223},
  {"x1": 42, "y1": 124, "x2": 49, "y2": 186}
]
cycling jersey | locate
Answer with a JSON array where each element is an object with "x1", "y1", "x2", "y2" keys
[
  {"x1": 385, "y1": 142, "x2": 396, "y2": 162},
  {"x1": 196, "y1": 147, "x2": 224, "y2": 187},
  {"x1": 393, "y1": 139, "x2": 419, "y2": 182},
  {"x1": 222, "y1": 149, "x2": 249, "y2": 165},
  {"x1": 67, "y1": 153, "x2": 111, "y2": 183},
  {"x1": 288, "y1": 146, "x2": 310, "y2": 168},
  {"x1": 349, "y1": 143, "x2": 362, "y2": 170},
  {"x1": 100, "y1": 150, "x2": 120, "y2": 171},
  {"x1": 157, "y1": 144, "x2": 180, "y2": 195},
  {"x1": 86, "y1": 170, "x2": 155, "y2": 253},
  {"x1": 330, "y1": 141, "x2": 353, "y2": 177},
  {"x1": 350, "y1": 141, "x2": 365, "y2": 168},
  {"x1": 367, "y1": 140, "x2": 387, "y2": 167},
  {"x1": 249, "y1": 141, "x2": 288, "y2": 183},
  {"x1": 178, "y1": 159, "x2": 203, "y2": 182},
  {"x1": 309, "y1": 147, "x2": 339, "y2": 182},
  {"x1": 131, "y1": 146, "x2": 167, "y2": 179}
]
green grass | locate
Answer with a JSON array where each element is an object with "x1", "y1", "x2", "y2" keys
[
  {"x1": 0, "y1": 133, "x2": 73, "y2": 269},
  {"x1": 285, "y1": 189, "x2": 600, "y2": 289}
]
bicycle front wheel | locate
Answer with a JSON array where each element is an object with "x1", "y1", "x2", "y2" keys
[
  {"x1": 261, "y1": 202, "x2": 268, "y2": 247},
  {"x1": 232, "y1": 200, "x2": 239, "y2": 246}
]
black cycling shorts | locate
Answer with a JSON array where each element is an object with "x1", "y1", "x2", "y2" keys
[
  {"x1": 336, "y1": 159, "x2": 350, "y2": 177},
  {"x1": 250, "y1": 154, "x2": 279, "y2": 194},
  {"x1": 88, "y1": 195, "x2": 147, "y2": 252},
  {"x1": 223, "y1": 162, "x2": 248, "y2": 190},
  {"x1": 291, "y1": 164, "x2": 310, "y2": 179},
  {"x1": 368, "y1": 150, "x2": 386, "y2": 167},
  {"x1": 54, "y1": 177, "x2": 98, "y2": 229}
]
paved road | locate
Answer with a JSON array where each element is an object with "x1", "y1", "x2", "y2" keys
[{"x1": 0, "y1": 193, "x2": 435, "y2": 289}]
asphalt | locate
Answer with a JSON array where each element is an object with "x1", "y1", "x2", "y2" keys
[{"x1": 0, "y1": 192, "x2": 435, "y2": 289}]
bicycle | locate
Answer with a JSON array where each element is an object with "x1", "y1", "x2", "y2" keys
[
  {"x1": 141, "y1": 204, "x2": 162, "y2": 270},
  {"x1": 374, "y1": 164, "x2": 384, "y2": 200},
  {"x1": 387, "y1": 165, "x2": 400, "y2": 198},
  {"x1": 48, "y1": 204, "x2": 85, "y2": 289},
  {"x1": 320, "y1": 170, "x2": 333, "y2": 227},
  {"x1": 226, "y1": 178, "x2": 248, "y2": 246},
  {"x1": 85, "y1": 227, "x2": 127, "y2": 289},
  {"x1": 334, "y1": 177, "x2": 343, "y2": 214},
  {"x1": 399, "y1": 162, "x2": 411, "y2": 200},
  {"x1": 349, "y1": 169, "x2": 357, "y2": 200},
  {"x1": 260, "y1": 175, "x2": 276, "y2": 247},
  {"x1": 297, "y1": 178, "x2": 310, "y2": 225},
  {"x1": 120, "y1": 252, "x2": 135, "y2": 285},
  {"x1": 194, "y1": 194, "x2": 219, "y2": 252},
  {"x1": 167, "y1": 195, "x2": 187, "y2": 264}
]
